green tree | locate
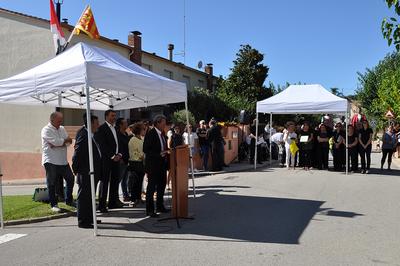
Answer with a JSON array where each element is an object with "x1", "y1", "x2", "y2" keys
[
  {"x1": 216, "y1": 44, "x2": 272, "y2": 118},
  {"x1": 330, "y1": 87, "x2": 344, "y2": 97},
  {"x1": 382, "y1": 0, "x2": 400, "y2": 51},
  {"x1": 357, "y1": 52, "x2": 400, "y2": 128},
  {"x1": 170, "y1": 109, "x2": 196, "y2": 126}
]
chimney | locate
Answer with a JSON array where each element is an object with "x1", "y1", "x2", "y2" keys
[
  {"x1": 205, "y1": 63, "x2": 214, "y2": 91},
  {"x1": 168, "y1": 44, "x2": 174, "y2": 61},
  {"x1": 128, "y1": 31, "x2": 142, "y2": 65}
]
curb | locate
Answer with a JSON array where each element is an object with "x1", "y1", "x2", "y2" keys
[{"x1": 4, "y1": 211, "x2": 76, "y2": 226}]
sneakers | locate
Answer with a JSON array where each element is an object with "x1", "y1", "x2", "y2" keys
[{"x1": 51, "y1": 206, "x2": 61, "y2": 213}]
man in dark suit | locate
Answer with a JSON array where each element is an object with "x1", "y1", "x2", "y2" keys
[
  {"x1": 207, "y1": 119, "x2": 224, "y2": 171},
  {"x1": 143, "y1": 114, "x2": 169, "y2": 217},
  {"x1": 94, "y1": 109, "x2": 123, "y2": 212},
  {"x1": 72, "y1": 114, "x2": 102, "y2": 228}
]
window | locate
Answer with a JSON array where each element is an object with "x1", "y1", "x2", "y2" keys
[
  {"x1": 182, "y1": 75, "x2": 191, "y2": 89},
  {"x1": 142, "y1": 63, "x2": 152, "y2": 71},
  {"x1": 163, "y1": 69, "x2": 173, "y2": 80},
  {"x1": 198, "y1": 79, "x2": 205, "y2": 88}
]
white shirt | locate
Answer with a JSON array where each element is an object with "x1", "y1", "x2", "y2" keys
[
  {"x1": 155, "y1": 127, "x2": 166, "y2": 151},
  {"x1": 284, "y1": 132, "x2": 297, "y2": 147},
  {"x1": 106, "y1": 121, "x2": 119, "y2": 155},
  {"x1": 183, "y1": 132, "x2": 198, "y2": 147},
  {"x1": 270, "y1": 132, "x2": 284, "y2": 144},
  {"x1": 41, "y1": 123, "x2": 68, "y2": 165}
]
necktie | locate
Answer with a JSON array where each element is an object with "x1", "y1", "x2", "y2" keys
[{"x1": 161, "y1": 133, "x2": 166, "y2": 151}]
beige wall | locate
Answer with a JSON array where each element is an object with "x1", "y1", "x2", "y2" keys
[
  {"x1": 142, "y1": 54, "x2": 208, "y2": 90},
  {"x1": 0, "y1": 103, "x2": 53, "y2": 152}
]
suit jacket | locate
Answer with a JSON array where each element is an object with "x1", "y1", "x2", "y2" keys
[
  {"x1": 207, "y1": 125, "x2": 223, "y2": 147},
  {"x1": 94, "y1": 122, "x2": 119, "y2": 163},
  {"x1": 143, "y1": 127, "x2": 168, "y2": 174},
  {"x1": 72, "y1": 126, "x2": 102, "y2": 178}
]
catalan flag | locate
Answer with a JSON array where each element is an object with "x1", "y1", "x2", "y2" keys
[
  {"x1": 75, "y1": 5, "x2": 100, "y2": 39},
  {"x1": 49, "y1": 0, "x2": 66, "y2": 54}
]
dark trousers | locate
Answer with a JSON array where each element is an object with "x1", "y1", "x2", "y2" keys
[
  {"x1": 249, "y1": 139, "x2": 262, "y2": 163},
  {"x1": 359, "y1": 145, "x2": 372, "y2": 171},
  {"x1": 318, "y1": 146, "x2": 329, "y2": 169},
  {"x1": 200, "y1": 145, "x2": 210, "y2": 170},
  {"x1": 348, "y1": 147, "x2": 359, "y2": 171},
  {"x1": 146, "y1": 167, "x2": 167, "y2": 213},
  {"x1": 77, "y1": 173, "x2": 99, "y2": 225},
  {"x1": 271, "y1": 142, "x2": 279, "y2": 160},
  {"x1": 280, "y1": 143, "x2": 286, "y2": 165},
  {"x1": 299, "y1": 149, "x2": 312, "y2": 168},
  {"x1": 44, "y1": 163, "x2": 74, "y2": 207},
  {"x1": 333, "y1": 148, "x2": 345, "y2": 171},
  {"x1": 99, "y1": 160, "x2": 120, "y2": 209},
  {"x1": 211, "y1": 141, "x2": 224, "y2": 171},
  {"x1": 129, "y1": 161, "x2": 145, "y2": 201},
  {"x1": 381, "y1": 148, "x2": 394, "y2": 168},
  {"x1": 119, "y1": 162, "x2": 130, "y2": 198}
]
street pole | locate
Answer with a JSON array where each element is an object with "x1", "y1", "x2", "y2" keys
[{"x1": 254, "y1": 113, "x2": 259, "y2": 170}]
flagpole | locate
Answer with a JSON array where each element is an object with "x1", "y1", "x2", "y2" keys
[{"x1": 62, "y1": 5, "x2": 89, "y2": 51}]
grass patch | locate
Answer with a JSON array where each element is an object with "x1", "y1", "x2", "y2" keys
[{"x1": 2, "y1": 195, "x2": 75, "y2": 221}]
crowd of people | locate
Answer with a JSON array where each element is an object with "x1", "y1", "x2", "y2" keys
[
  {"x1": 252, "y1": 117, "x2": 400, "y2": 173},
  {"x1": 41, "y1": 111, "x2": 228, "y2": 229}
]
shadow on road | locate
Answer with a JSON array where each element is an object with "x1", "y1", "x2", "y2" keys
[{"x1": 97, "y1": 185, "x2": 364, "y2": 244}]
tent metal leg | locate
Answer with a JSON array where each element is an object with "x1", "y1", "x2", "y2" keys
[
  {"x1": 85, "y1": 85, "x2": 98, "y2": 236},
  {"x1": 270, "y1": 113, "x2": 272, "y2": 167},
  {"x1": 184, "y1": 101, "x2": 196, "y2": 198},
  {"x1": 254, "y1": 113, "x2": 259, "y2": 170},
  {"x1": 346, "y1": 110, "x2": 349, "y2": 175}
]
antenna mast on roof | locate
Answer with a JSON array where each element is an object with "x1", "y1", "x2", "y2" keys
[{"x1": 183, "y1": 0, "x2": 186, "y2": 65}]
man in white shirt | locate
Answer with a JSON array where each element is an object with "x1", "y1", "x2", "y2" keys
[{"x1": 41, "y1": 111, "x2": 74, "y2": 212}]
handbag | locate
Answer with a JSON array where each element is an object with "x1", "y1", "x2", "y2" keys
[{"x1": 32, "y1": 187, "x2": 49, "y2": 202}]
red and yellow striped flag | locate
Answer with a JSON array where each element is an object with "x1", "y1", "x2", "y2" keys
[{"x1": 75, "y1": 5, "x2": 100, "y2": 39}]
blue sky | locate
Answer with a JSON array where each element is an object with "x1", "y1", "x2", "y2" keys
[{"x1": 0, "y1": 0, "x2": 396, "y2": 95}]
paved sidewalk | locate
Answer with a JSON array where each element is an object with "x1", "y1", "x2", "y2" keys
[{"x1": 0, "y1": 152, "x2": 399, "y2": 265}]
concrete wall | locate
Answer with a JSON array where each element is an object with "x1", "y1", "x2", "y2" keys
[{"x1": 142, "y1": 54, "x2": 207, "y2": 90}]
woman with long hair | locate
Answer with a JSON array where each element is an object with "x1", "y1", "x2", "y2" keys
[
  {"x1": 332, "y1": 123, "x2": 345, "y2": 171},
  {"x1": 347, "y1": 125, "x2": 359, "y2": 172},
  {"x1": 298, "y1": 121, "x2": 314, "y2": 170},
  {"x1": 128, "y1": 122, "x2": 146, "y2": 206},
  {"x1": 381, "y1": 125, "x2": 396, "y2": 170},
  {"x1": 358, "y1": 120, "x2": 373, "y2": 174},
  {"x1": 317, "y1": 124, "x2": 330, "y2": 170}
]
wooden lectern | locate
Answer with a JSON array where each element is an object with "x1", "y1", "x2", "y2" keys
[{"x1": 170, "y1": 145, "x2": 190, "y2": 218}]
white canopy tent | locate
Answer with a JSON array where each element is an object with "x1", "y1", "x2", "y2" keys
[
  {"x1": 254, "y1": 84, "x2": 349, "y2": 172},
  {"x1": 0, "y1": 42, "x2": 194, "y2": 235}
]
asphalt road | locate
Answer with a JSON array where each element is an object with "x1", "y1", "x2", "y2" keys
[{"x1": 1, "y1": 153, "x2": 399, "y2": 266}]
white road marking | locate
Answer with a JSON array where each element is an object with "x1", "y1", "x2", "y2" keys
[{"x1": 0, "y1": 233, "x2": 27, "y2": 244}]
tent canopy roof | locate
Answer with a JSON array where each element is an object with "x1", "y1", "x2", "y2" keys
[
  {"x1": 0, "y1": 42, "x2": 187, "y2": 110},
  {"x1": 256, "y1": 84, "x2": 348, "y2": 114}
]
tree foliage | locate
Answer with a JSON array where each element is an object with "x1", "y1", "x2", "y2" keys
[
  {"x1": 216, "y1": 44, "x2": 273, "y2": 118},
  {"x1": 382, "y1": 0, "x2": 400, "y2": 51},
  {"x1": 356, "y1": 52, "x2": 400, "y2": 128},
  {"x1": 170, "y1": 109, "x2": 196, "y2": 126}
]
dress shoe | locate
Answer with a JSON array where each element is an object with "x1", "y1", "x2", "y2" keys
[
  {"x1": 97, "y1": 207, "x2": 108, "y2": 213},
  {"x1": 156, "y1": 207, "x2": 170, "y2": 213},
  {"x1": 146, "y1": 212, "x2": 159, "y2": 218},
  {"x1": 78, "y1": 223, "x2": 94, "y2": 229},
  {"x1": 108, "y1": 201, "x2": 124, "y2": 209}
]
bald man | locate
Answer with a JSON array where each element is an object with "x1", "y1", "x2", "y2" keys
[{"x1": 41, "y1": 111, "x2": 75, "y2": 212}]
